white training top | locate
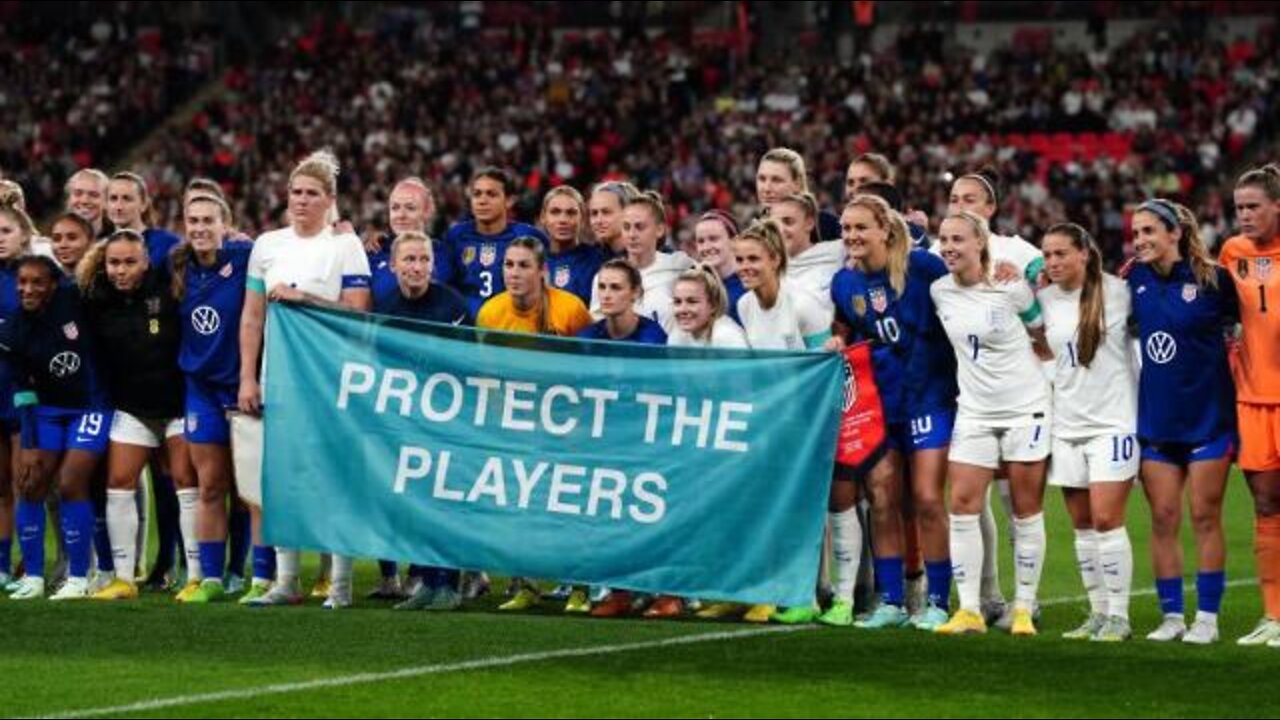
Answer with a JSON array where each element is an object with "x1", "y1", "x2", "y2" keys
[
  {"x1": 931, "y1": 274, "x2": 1051, "y2": 425},
  {"x1": 1038, "y1": 274, "x2": 1137, "y2": 438},
  {"x1": 737, "y1": 278, "x2": 833, "y2": 350},
  {"x1": 666, "y1": 315, "x2": 750, "y2": 349},
  {"x1": 787, "y1": 241, "x2": 845, "y2": 310},
  {"x1": 590, "y1": 251, "x2": 695, "y2": 332},
  {"x1": 248, "y1": 225, "x2": 371, "y2": 302}
]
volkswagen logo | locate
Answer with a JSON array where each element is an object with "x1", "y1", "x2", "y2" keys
[
  {"x1": 49, "y1": 351, "x2": 81, "y2": 378},
  {"x1": 1145, "y1": 331, "x2": 1178, "y2": 365},
  {"x1": 191, "y1": 306, "x2": 221, "y2": 336}
]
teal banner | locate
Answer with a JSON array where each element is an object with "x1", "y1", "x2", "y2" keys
[{"x1": 262, "y1": 303, "x2": 843, "y2": 606}]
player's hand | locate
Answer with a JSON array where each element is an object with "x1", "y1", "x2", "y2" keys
[
  {"x1": 363, "y1": 231, "x2": 384, "y2": 254},
  {"x1": 993, "y1": 261, "x2": 1021, "y2": 284},
  {"x1": 1117, "y1": 256, "x2": 1137, "y2": 279},
  {"x1": 823, "y1": 335, "x2": 847, "y2": 353},
  {"x1": 334, "y1": 220, "x2": 356, "y2": 236},
  {"x1": 238, "y1": 378, "x2": 263, "y2": 417},
  {"x1": 905, "y1": 208, "x2": 929, "y2": 230},
  {"x1": 267, "y1": 284, "x2": 305, "y2": 303}
]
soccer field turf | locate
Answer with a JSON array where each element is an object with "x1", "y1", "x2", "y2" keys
[{"x1": 6, "y1": 474, "x2": 1278, "y2": 719}]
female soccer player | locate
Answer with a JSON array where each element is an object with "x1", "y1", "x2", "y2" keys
[
  {"x1": 105, "y1": 172, "x2": 182, "y2": 268},
  {"x1": 75, "y1": 230, "x2": 195, "y2": 601},
  {"x1": 237, "y1": 150, "x2": 372, "y2": 609},
  {"x1": 1128, "y1": 199, "x2": 1237, "y2": 644},
  {"x1": 64, "y1": 168, "x2": 111, "y2": 237},
  {"x1": 1223, "y1": 165, "x2": 1280, "y2": 646},
  {"x1": 590, "y1": 192, "x2": 692, "y2": 330},
  {"x1": 770, "y1": 192, "x2": 844, "y2": 308},
  {"x1": 668, "y1": 266, "x2": 748, "y2": 349},
  {"x1": 588, "y1": 181, "x2": 639, "y2": 257},
  {"x1": 579, "y1": 259, "x2": 668, "y2": 345},
  {"x1": 844, "y1": 153, "x2": 896, "y2": 201},
  {"x1": 542, "y1": 186, "x2": 604, "y2": 305},
  {"x1": 930, "y1": 210, "x2": 1052, "y2": 637},
  {"x1": 367, "y1": 177, "x2": 453, "y2": 303},
  {"x1": 828, "y1": 194, "x2": 956, "y2": 630},
  {"x1": 0, "y1": 201, "x2": 35, "y2": 588},
  {"x1": 447, "y1": 167, "x2": 547, "y2": 318},
  {"x1": 1039, "y1": 223, "x2": 1137, "y2": 642},
  {"x1": 754, "y1": 148, "x2": 840, "y2": 241},
  {"x1": 692, "y1": 211, "x2": 745, "y2": 321},
  {"x1": 48, "y1": 213, "x2": 96, "y2": 276},
  {"x1": 7, "y1": 256, "x2": 109, "y2": 600},
  {"x1": 167, "y1": 193, "x2": 256, "y2": 604}
]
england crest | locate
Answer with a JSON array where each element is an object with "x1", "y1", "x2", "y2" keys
[
  {"x1": 553, "y1": 265, "x2": 571, "y2": 288},
  {"x1": 62, "y1": 322, "x2": 78, "y2": 340},
  {"x1": 479, "y1": 243, "x2": 497, "y2": 267},
  {"x1": 869, "y1": 287, "x2": 888, "y2": 314},
  {"x1": 146, "y1": 297, "x2": 162, "y2": 315},
  {"x1": 1257, "y1": 258, "x2": 1272, "y2": 282},
  {"x1": 1182, "y1": 283, "x2": 1198, "y2": 303}
]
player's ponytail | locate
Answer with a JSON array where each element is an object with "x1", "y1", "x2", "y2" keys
[
  {"x1": 1046, "y1": 223, "x2": 1106, "y2": 367},
  {"x1": 846, "y1": 194, "x2": 910, "y2": 297}
]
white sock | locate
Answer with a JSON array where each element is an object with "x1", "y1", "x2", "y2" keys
[
  {"x1": 106, "y1": 489, "x2": 139, "y2": 583},
  {"x1": 134, "y1": 474, "x2": 150, "y2": 578},
  {"x1": 331, "y1": 555, "x2": 353, "y2": 596},
  {"x1": 176, "y1": 489, "x2": 201, "y2": 582},
  {"x1": 276, "y1": 548, "x2": 301, "y2": 590},
  {"x1": 950, "y1": 513, "x2": 983, "y2": 613},
  {"x1": 830, "y1": 508, "x2": 863, "y2": 603},
  {"x1": 1096, "y1": 527, "x2": 1133, "y2": 620},
  {"x1": 1073, "y1": 528, "x2": 1105, "y2": 615},
  {"x1": 1013, "y1": 512, "x2": 1047, "y2": 612},
  {"x1": 978, "y1": 485, "x2": 1003, "y2": 603}
]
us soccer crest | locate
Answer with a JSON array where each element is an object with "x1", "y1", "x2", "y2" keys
[
  {"x1": 479, "y1": 243, "x2": 497, "y2": 267},
  {"x1": 462, "y1": 246, "x2": 477, "y2": 266},
  {"x1": 852, "y1": 296, "x2": 867, "y2": 317},
  {"x1": 219, "y1": 262, "x2": 234, "y2": 278},
  {"x1": 1182, "y1": 283, "x2": 1198, "y2": 303},
  {"x1": 62, "y1": 322, "x2": 78, "y2": 340},
  {"x1": 553, "y1": 265, "x2": 571, "y2": 288},
  {"x1": 1257, "y1": 258, "x2": 1273, "y2": 282},
  {"x1": 842, "y1": 356, "x2": 858, "y2": 412},
  {"x1": 869, "y1": 287, "x2": 888, "y2": 314}
]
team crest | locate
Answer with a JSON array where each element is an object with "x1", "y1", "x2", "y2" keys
[
  {"x1": 851, "y1": 296, "x2": 867, "y2": 317},
  {"x1": 1237, "y1": 258, "x2": 1250, "y2": 279},
  {"x1": 1257, "y1": 258, "x2": 1272, "y2": 281},
  {"x1": 553, "y1": 265, "x2": 571, "y2": 288},
  {"x1": 146, "y1": 297, "x2": 162, "y2": 315},
  {"x1": 462, "y1": 246, "x2": 477, "y2": 266},
  {"x1": 479, "y1": 243, "x2": 497, "y2": 267},
  {"x1": 219, "y1": 262, "x2": 234, "y2": 278},
  {"x1": 1182, "y1": 283, "x2": 1198, "y2": 303},
  {"x1": 186, "y1": 413, "x2": 198, "y2": 433},
  {"x1": 62, "y1": 322, "x2": 78, "y2": 340},
  {"x1": 842, "y1": 357, "x2": 858, "y2": 412},
  {"x1": 869, "y1": 287, "x2": 888, "y2": 314}
]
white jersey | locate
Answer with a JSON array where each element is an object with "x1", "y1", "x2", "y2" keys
[
  {"x1": 590, "y1": 251, "x2": 694, "y2": 332},
  {"x1": 787, "y1": 241, "x2": 845, "y2": 310},
  {"x1": 1038, "y1": 274, "x2": 1137, "y2": 438},
  {"x1": 666, "y1": 316, "x2": 749, "y2": 349},
  {"x1": 930, "y1": 232, "x2": 1043, "y2": 283},
  {"x1": 248, "y1": 225, "x2": 371, "y2": 302},
  {"x1": 737, "y1": 279, "x2": 833, "y2": 350},
  {"x1": 931, "y1": 275, "x2": 1050, "y2": 425}
]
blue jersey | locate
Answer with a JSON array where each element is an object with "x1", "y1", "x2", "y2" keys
[
  {"x1": 12, "y1": 284, "x2": 108, "y2": 411},
  {"x1": 445, "y1": 220, "x2": 548, "y2": 317},
  {"x1": 547, "y1": 244, "x2": 605, "y2": 304},
  {"x1": 577, "y1": 316, "x2": 668, "y2": 345},
  {"x1": 373, "y1": 283, "x2": 470, "y2": 326},
  {"x1": 178, "y1": 241, "x2": 252, "y2": 389},
  {"x1": 144, "y1": 227, "x2": 182, "y2": 269},
  {"x1": 0, "y1": 264, "x2": 19, "y2": 420},
  {"x1": 1129, "y1": 261, "x2": 1238, "y2": 444},
  {"x1": 831, "y1": 249, "x2": 954, "y2": 423},
  {"x1": 368, "y1": 233, "x2": 456, "y2": 301},
  {"x1": 724, "y1": 273, "x2": 746, "y2": 324}
]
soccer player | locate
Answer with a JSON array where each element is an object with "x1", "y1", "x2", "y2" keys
[
  {"x1": 1128, "y1": 199, "x2": 1237, "y2": 644},
  {"x1": 945, "y1": 167, "x2": 1046, "y2": 627},
  {"x1": 667, "y1": 266, "x2": 748, "y2": 349},
  {"x1": 447, "y1": 167, "x2": 547, "y2": 318},
  {"x1": 588, "y1": 181, "x2": 640, "y2": 257},
  {"x1": 828, "y1": 194, "x2": 956, "y2": 631},
  {"x1": 168, "y1": 193, "x2": 255, "y2": 604},
  {"x1": 6, "y1": 256, "x2": 109, "y2": 600},
  {"x1": 731, "y1": 218, "x2": 833, "y2": 623},
  {"x1": 1223, "y1": 164, "x2": 1280, "y2": 646},
  {"x1": 930, "y1": 210, "x2": 1052, "y2": 637},
  {"x1": 0, "y1": 201, "x2": 36, "y2": 589},
  {"x1": 691, "y1": 211, "x2": 745, "y2": 322},
  {"x1": 237, "y1": 150, "x2": 372, "y2": 609},
  {"x1": 64, "y1": 168, "x2": 112, "y2": 238},
  {"x1": 367, "y1": 177, "x2": 453, "y2": 303},
  {"x1": 48, "y1": 213, "x2": 96, "y2": 276},
  {"x1": 74, "y1": 231, "x2": 195, "y2": 601},
  {"x1": 105, "y1": 172, "x2": 182, "y2": 268},
  {"x1": 541, "y1": 186, "x2": 604, "y2": 305},
  {"x1": 844, "y1": 153, "x2": 896, "y2": 200},
  {"x1": 589, "y1": 192, "x2": 693, "y2": 331},
  {"x1": 754, "y1": 148, "x2": 840, "y2": 241},
  {"x1": 770, "y1": 192, "x2": 844, "y2": 309},
  {"x1": 579, "y1": 260, "x2": 668, "y2": 345},
  {"x1": 1039, "y1": 223, "x2": 1137, "y2": 642}
]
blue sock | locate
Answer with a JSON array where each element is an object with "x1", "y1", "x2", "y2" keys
[
  {"x1": 874, "y1": 556, "x2": 905, "y2": 607},
  {"x1": 227, "y1": 505, "x2": 250, "y2": 578},
  {"x1": 925, "y1": 560, "x2": 952, "y2": 611},
  {"x1": 1197, "y1": 571, "x2": 1225, "y2": 614},
  {"x1": 0, "y1": 533, "x2": 10, "y2": 574},
  {"x1": 92, "y1": 510, "x2": 114, "y2": 573},
  {"x1": 60, "y1": 499, "x2": 94, "y2": 578},
  {"x1": 1156, "y1": 576, "x2": 1184, "y2": 615},
  {"x1": 378, "y1": 560, "x2": 398, "y2": 579},
  {"x1": 252, "y1": 545, "x2": 275, "y2": 582},
  {"x1": 152, "y1": 472, "x2": 179, "y2": 574},
  {"x1": 199, "y1": 541, "x2": 226, "y2": 583},
  {"x1": 16, "y1": 500, "x2": 44, "y2": 576}
]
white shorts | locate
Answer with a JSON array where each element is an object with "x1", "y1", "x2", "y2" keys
[
  {"x1": 109, "y1": 411, "x2": 184, "y2": 448},
  {"x1": 949, "y1": 420, "x2": 1051, "y2": 469},
  {"x1": 230, "y1": 413, "x2": 264, "y2": 506},
  {"x1": 1048, "y1": 434, "x2": 1138, "y2": 488}
]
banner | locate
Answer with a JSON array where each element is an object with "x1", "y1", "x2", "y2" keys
[{"x1": 262, "y1": 303, "x2": 846, "y2": 606}]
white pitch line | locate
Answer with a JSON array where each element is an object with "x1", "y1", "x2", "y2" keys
[
  {"x1": 29, "y1": 577, "x2": 1264, "y2": 719},
  {"x1": 29, "y1": 625, "x2": 810, "y2": 719}
]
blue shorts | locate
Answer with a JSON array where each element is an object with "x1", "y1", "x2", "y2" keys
[
  {"x1": 1140, "y1": 434, "x2": 1236, "y2": 467},
  {"x1": 185, "y1": 377, "x2": 236, "y2": 445},
  {"x1": 888, "y1": 409, "x2": 956, "y2": 454},
  {"x1": 25, "y1": 406, "x2": 111, "y2": 454}
]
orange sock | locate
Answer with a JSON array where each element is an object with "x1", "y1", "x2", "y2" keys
[{"x1": 1256, "y1": 515, "x2": 1280, "y2": 619}]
